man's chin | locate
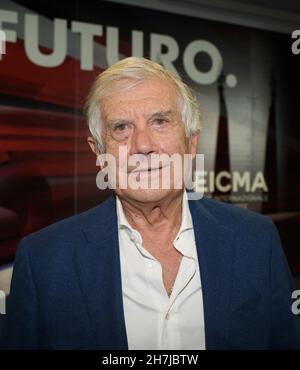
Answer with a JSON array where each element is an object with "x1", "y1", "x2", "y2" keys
[{"x1": 115, "y1": 188, "x2": 183, "y2": 204}]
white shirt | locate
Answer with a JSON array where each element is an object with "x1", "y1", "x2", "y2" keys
[{"x1": 116, "y1": 191, "x2": 206, "y2": 350}]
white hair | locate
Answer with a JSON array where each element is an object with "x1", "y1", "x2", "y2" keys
[{"x1": 84, "y1": 57, "x2": 201, "y2": 153}]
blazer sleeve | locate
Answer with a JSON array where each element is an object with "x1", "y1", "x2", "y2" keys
[
  {"x1": 268, "y1": 222, "x2": 300, "y2": 349},
  {"x1": 0, "y1": 238, "x2": 39, "y2": 349}
]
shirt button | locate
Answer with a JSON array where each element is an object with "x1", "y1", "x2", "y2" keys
[
  {"x1": 165, "y1": 312, "x2": 170, "y2": 320},
  {"x1": 148, "y1": 262, "x2": 154, "y2": 268}
]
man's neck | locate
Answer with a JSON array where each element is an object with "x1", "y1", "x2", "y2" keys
[{"x1": 117, "y1": 190, "x2": 184, "y2": 234}]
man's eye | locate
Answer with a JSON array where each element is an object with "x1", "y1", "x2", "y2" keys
[
  {"x1": 111, "y1": 122, "x2": 132, "y2": 141},
  {"x1": 154, "y1": 118, "x2": 168, "y2": 126},
  {"x1": 114, "y1": 123, "x2": 128, "y2": 131}
]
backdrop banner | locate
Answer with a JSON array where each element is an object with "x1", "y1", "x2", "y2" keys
[{"x1": 0, "y1": 0, "x2": 299, "y2": 275}]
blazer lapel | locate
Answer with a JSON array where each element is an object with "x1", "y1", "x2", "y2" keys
[
  {"x1": 189, "y1": 199, "x2": 236, "y2": 350},
  {"x1": 74, "y1": 195, "x2": 128, "y2": 349}
]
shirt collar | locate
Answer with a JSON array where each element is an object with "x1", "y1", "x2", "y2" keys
[
  {"x1": 176, "y1": 189, "x2": 193, "y2": 236},
  {"x1": 116, "y1": 195, "x2": 133, "y2": 231}
]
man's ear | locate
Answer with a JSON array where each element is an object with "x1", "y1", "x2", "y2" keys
[
  {"x1": 87, "y1": 137, "x2": 101, "y2": 156},
  {"x1": 190, "y1": 131, "x2": 200, "y2": 159}
]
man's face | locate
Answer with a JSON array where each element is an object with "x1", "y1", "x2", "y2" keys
[{"x1": 95, "y1": 77, "x2": 198, "y2": 203}]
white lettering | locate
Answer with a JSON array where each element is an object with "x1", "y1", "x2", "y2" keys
[
  {"x1": 0, "y1": 9, "x2": 17, "y2": 43},
  {"x1": 132, "y1": 30, "x2": 144, "y2": 57},
  {"x1": 72, "y1": 21, "x2": 103, "y2": 70},
  {"x1": 183, "y1": 40, "x2": 222, "y2": 84},
  {"x1": 25, "y1": 15, "x2": 67, "y2": 67},
  {"x1": 106, "y1": 26, "x2": 120, "y2": 66},
  {"x1": 291, "y1": 30, "x2": 300, "y2": 55},
  {"x1": 216, "y1": 171, "x2": 231, "y2": 192},
  {"x1": 0, "y1": 8, "x2": 226, "y2": 87},
  {"x1": 291, "y1": 290, "x2": 300, "y2": 315},
  {"x1": 233, "y1": 171, "x2": 250, "y2": 192},
  {"x1": 0, "y1": 290, "x2": 5, "y2": 315},
  {"x1": 251, "y1": 171, "x2": 268, "y2": 192},
  {"x1": 150, "y1": 33, "x2": 179, "y2": 75}
]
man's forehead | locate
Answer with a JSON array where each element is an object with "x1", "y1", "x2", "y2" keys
[
  {"x1": 101, "y1": 97, "x2": 179, "y2": 120},
  {"x1": 103, "y1": 77, "x2": 177, "y2": 102}
]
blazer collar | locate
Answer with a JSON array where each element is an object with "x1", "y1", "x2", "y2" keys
[
  {"x1": 189, "y1": 198, "x2": 236, "y2": 349},
  {"x1": 74, "y1": 195, "x2": 128, "y2": 349}
]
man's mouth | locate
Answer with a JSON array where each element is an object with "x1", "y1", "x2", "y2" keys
[{"x1": 130, "y1": 166, "x2": 163, "y2": 174}]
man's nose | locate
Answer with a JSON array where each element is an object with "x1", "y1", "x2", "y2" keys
[{"x1": 130, "y1": 127, "x2": 157, "y2": 155}]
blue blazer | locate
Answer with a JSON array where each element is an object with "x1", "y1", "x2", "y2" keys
[{"x1": 1, "y1": 195, "x2": 299, "y2": 349}]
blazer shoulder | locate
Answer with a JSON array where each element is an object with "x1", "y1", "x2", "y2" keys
[
  {"x1": 17, "y1": 195, "x2": 116, "y2": 259},
  {"x1": 195, "y1": 196, "x2": 274, "y2": 234}
]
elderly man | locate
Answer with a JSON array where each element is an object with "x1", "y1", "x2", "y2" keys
[{"x1": 1, "y1": 57, "x2": 299, "y2": 350}]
